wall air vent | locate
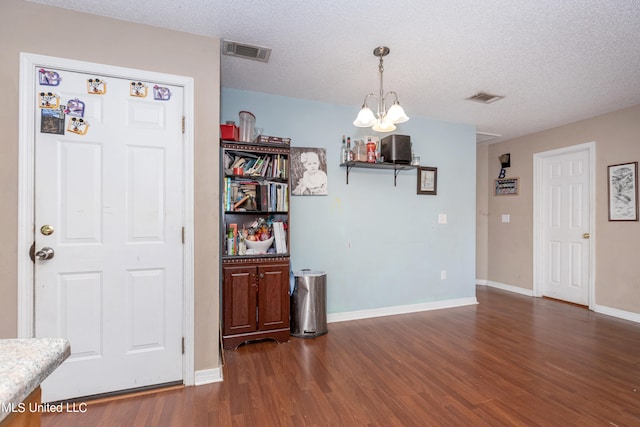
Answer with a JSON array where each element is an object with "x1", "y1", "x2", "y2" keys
[
  {"x1": 466, "y1": 92, "x2": 504, "y2": 104},
  {"x1": 222, "y1": 40, "x2": 272, "y2": 63}
]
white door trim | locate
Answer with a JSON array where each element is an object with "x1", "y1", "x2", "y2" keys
[
  {"x1": 17, "y1": 52, "x2": 195, "y2": 386},
  {"x1": 532, "y1": 141, "x2": 596, "y2": 309}
]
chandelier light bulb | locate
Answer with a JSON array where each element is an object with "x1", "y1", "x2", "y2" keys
[
  {"x1": 353, "y1": 106, "x2": 377, "y2": 127},
  {"x1": 372, "y1": 119, "x2": 396, "y2": 132},
  {"x1": 385, "y1": 102, "x2": 409, "y2": 124}
]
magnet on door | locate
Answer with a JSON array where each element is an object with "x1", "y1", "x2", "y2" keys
[
  {"x1": 64, "y1": 98, "x2": 85, "y2": 118},
  {"x1": 38, "y1": 92, "x2": 60, "y2": 109},
  {"x1": 130, "y1": 81, "x2": 148, "y2": 97},
  {"x1": 40, "y1": 108, "x2": 65, "y2": 135},
  {"x1": 38, "y1": 69, "x2": 61, "y2": 86},
  {"x1": 87, "y1": 78, "x2": 107, "y2": 94},
  {"x1": 153, "y1": 85, "x2": 172, "y2": 101},
  {"x1": 67, "y1": 117, "x2": 89, "y2": 135}
]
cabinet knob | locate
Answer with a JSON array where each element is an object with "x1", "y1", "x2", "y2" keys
[{"x1": 259, "y1": 273, "x2": 265, "y2": 279}]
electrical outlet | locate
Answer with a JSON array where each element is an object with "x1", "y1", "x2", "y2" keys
[{"x1": 441, "y1": 270, "x2": 447, "y2": 280}]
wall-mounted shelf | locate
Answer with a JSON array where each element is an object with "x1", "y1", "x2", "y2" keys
[{"x1": 339, "y1": 161, "x2": 417, "y2": 186}]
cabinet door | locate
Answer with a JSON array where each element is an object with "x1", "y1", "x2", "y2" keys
[
  {"x1": 222, "y1": 265, "x2": 257, "y2": 335},
  {"x1": 257, "y1": 263, "x2": 290, "y2": 331}
]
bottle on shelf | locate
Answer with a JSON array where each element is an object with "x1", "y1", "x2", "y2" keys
[
  {"x1": 366, "y1": 137, "x2": 376, "y2": 163},
  {"x1": 347, "y1": 137, "x2": 354, "y2": 161},
  {"x1": 227, "y1": 229, "x2": 235, "y2": 256},
  {"x1": 341, "y1": 135, "x2": 348, "y2": 164}
]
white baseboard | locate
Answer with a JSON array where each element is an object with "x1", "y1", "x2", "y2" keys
[
  {"x1": 484, "y1": 280, "x2": 534, "y2": 297},
  {"x1": 482, "y1": 280, "x2": 640, "y2": 324},
  {"x1": 476, "y1": 279, "x2": 488, "y2": 286},
  {"x1": 327, "y1": 297, "x2": 478, "y2": 324},
  {"x1": 194, "y1": 368, "x2": 223, "y2": 386},
  {"x1": 593, "y1": 304, "x2": 640, "y2": 324}
]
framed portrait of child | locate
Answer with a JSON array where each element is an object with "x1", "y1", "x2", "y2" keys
[{"x1": 290, "y1": 147, "x2": 328, "y2": 196}]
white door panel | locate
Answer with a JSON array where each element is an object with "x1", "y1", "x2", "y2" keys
[
  {"x1": 34, "y1": 67, "x2": 184, "y2": 402},
  {"x1": 542, "y1": 150, "x2": 590, "y2": 305}
]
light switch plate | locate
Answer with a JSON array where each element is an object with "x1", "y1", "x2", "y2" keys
[
  {"x1": 438, "y1": 214, "x2": 447, "y2": 224},
  {"x1": 501, "y1": 214, "x2": 510, "y2": 223}
]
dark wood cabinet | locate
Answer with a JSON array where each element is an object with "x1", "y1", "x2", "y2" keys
[
  {"x1": 220, "y1": 140, "x2": 291, "y2": 350},
  {"x1": 222, "y1": 258, "x2": 290, "y2": 349}
]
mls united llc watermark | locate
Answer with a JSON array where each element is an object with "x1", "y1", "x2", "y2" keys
[{"x1": 2, "y1": 401, "x2": 88, "y2": 414}]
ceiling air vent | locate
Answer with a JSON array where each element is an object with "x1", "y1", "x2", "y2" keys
[
  {"x1": 476, "y1": 131, "x2": 502, "y2": 144},
  {"x1": 222, "y1": 40, "x2": 272, "y2": 63},
  {"x1": 466, "y1": 92, "x2": 504, "y2": 104}
]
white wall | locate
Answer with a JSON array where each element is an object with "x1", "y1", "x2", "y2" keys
[{"x1": 222, "y1": 88, "x2": 477, "y2": 314}]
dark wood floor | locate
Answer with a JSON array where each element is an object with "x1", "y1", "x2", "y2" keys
[{"x1": 43, "y1": 286, "x2": 640, "y2": 426}]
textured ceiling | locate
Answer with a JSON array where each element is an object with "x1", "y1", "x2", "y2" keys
[{"x1": 28, "y1": 0, "x2": 640, "y2": 143}]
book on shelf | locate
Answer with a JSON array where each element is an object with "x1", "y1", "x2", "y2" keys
[
  {"x1": 254, "y1": 135, "x2": 291, "y2": 145},
  {"x1": 225, "y1": 151, "x2": 288, "y2": 179},
  {"x1": 233, "y1": 194, "x2": 250, "y2": 210},
  {"x1": 231, "y1": 156, "x2": 246, "y2": 169},
  {"x1": 272, "y1": 221, "x2": 288, "y2": 254}
]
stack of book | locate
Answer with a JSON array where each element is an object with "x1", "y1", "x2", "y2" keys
[
  {"x1": 224, "y1": 151, "x2": 288, "y2": 179},
  {"x1": 223, "y1": 178, "x2": 289, "y2": 212}
]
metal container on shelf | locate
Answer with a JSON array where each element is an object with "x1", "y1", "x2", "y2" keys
[{"x1": 239, "y1": 111, "x2": 256, "y2": 142}]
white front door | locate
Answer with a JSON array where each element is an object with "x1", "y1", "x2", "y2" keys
[
  {"x1": 33, "y1": 66, "x2": 184, "y2": 402},
  {"x1": 540, "y1": 147, "x2": 591, "y2": 305}
]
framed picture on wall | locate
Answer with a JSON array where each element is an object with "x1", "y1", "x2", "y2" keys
[
  {"x1": 608, "y1": 161, "x2": 638, "y2": 221},
  {"x1": 495, "y1": 177, "x2": 519, "y2": 196},
  {"x1": 290, "y1": 147, "x2": 328, "y2": 196},
  {"x1": 417, "y1": 167, "x2": 437, "y2": 195}
]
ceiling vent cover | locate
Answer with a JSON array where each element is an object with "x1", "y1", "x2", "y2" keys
[
  {"x1": 476, "y1": 131, "x2": 502, "y2": 144},
  {"x1": 222, "y1": 40, "x2": 271, "y2": 63},
  {"x1": 466, "y1": 92, "x2": 504, "y2": 104}
]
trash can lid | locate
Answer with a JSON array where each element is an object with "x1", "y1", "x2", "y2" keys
[{"x1": 295, "y1": 269, "x2": 325, "y2": 276}]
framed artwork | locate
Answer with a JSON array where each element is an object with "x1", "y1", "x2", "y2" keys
[
  {"x1": 290, "y1": 147, "x2": 328, "y2": 196},
  {"x1": 608, "y1": 161, "x2": 638, "y2": 221},
  {"x1": 417, "y1": 167, "x2": 437, "y2": 195},
  {"x1": 495, "y1": 177, "x2": 519, "y2": 195}
]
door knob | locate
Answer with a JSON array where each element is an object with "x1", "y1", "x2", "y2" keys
[
  {"x1": 35, "y1": 247, "x2": 55, "y2": 260},
  {"x1": 40, "y1": 225, "x2": 55, "y2": 236},
  {"x1": 582, "y1": 233, "x2": 590, "y2": 239}
]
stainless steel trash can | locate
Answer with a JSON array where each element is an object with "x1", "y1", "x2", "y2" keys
[{"x1": 291, "y1": 270, "x2": 327, "y2": 338}]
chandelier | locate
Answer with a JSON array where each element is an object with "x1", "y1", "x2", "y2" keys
[{"x1": 353, "y1": 46, "x2": 409, "y2": 132}]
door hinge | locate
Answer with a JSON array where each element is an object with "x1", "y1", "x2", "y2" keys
[
  {"x1": 182, "y1": 337, "x2": 185, "y2": 354},
  {"x1": 182, "y1": 116, "x2": 185, "y2": 134},
  {"x1": 182, "y1": 227, "x2": 185, "y2": 244}
]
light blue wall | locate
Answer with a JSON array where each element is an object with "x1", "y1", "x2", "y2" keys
[{"x1": 222, "y1": 88, "x2": 476, "y2": 314}]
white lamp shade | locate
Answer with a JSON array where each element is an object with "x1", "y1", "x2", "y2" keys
[
  {"x1": 385, "y1": 102, "x2": 409, "y2": 124},
  {"x1": 372, "y1": 119, "x2": 396, "y2": 132},
  {"x1": 353, "y1": 107, "x2": 377, "y2": 127}
]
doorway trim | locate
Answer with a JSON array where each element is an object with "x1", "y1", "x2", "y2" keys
[
  {"x1": 17, "y1": 52, "x2": 195, "y2": 386},
  {"x1": 532, "y1": 141, "x2": 596, "y2": 309}
]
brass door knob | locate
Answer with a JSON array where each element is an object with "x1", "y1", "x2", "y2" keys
[
  {"x1": 40, "y1": 225, "x2": 54, "y2": 236},
  {"x1": 582, "y1": 233, "x2": 590, "y2": 239}
]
